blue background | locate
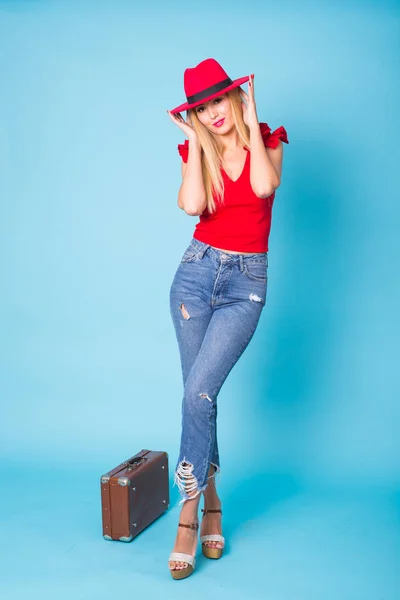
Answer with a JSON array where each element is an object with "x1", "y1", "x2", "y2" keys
[{"x1": 1, "y1": 0, "x2": 399, "y2": 598}]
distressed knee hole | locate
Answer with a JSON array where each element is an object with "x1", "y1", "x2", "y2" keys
[
  {"x1": 179, "y1": 303, "x2": 190, "y2": 320},
  {"x1": 174, "y1": 460, "x2": 199, "y2": 499},
  {"x1": 207, "y1": 463, "x2": 221, "y2": 486},
  {"x1": 199, "y1": 392, "x2": 213, "y2": 402},
  {"x1": 249, "y1": 292, "x2": 263, "y2": 303},
  {"x1": 210, "y1": 462, "x2": 220, "y2": 477}
]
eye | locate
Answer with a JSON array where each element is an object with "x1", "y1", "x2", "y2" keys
[
  {"x1": 214, "y1": 97, "x2": 223, "y2": 104},
  {"x1": 196, "y1": 106, "x2": 204, "y2": 113}
]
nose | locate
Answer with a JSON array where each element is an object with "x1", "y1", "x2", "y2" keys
[{"x1": 207, "y1": 106, "x2": 218, "y2": 119}]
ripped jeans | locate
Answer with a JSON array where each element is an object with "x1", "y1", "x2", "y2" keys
[{"x1": 169, "y1": 237, "x2": 268, "y2": 505}]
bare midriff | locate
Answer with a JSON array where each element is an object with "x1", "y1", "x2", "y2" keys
[{"x1": 210, "y1": 245, "x2": 265, "y2": 255}]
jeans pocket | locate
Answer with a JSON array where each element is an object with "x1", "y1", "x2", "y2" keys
[{"x1": 243, "y1": 261, "x2": 267, "y2": 282}]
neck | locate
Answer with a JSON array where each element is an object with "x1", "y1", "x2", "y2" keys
[{"x1": 218, "y1": 126, "x2": 241, "y2": 152}]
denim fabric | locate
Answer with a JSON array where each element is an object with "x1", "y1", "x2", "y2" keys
[{"x1": 169, "y1": 237, "x2": 268, "y2": 504}]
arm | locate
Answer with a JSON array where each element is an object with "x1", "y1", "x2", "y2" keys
[
  {"x1": 249, "y1": 125, "x2": 283, "y2": 198},
  {"x1": 167, "y1": 110, "x2": 207, "y2": 216},
  {"x1": 177, "y1": 140, "x2": 207, "y2": 215},
  {"x1": 241, "y1": 75, "x2": 285, "y2": 198}
]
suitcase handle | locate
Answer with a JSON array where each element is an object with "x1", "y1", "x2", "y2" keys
[
  {"x1": 123, "y1": 449, "x2": 151, "y2": 470},
  {"x1": 123, "y1": 456, "x2": 148, "y2": 470}
]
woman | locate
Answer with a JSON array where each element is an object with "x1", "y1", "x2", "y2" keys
[{"x1": 166, "y1": 58, "x2": 289, "y2": 579}]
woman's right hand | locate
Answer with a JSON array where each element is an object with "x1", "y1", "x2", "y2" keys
[{"x1": 167, "y1": 110, "x2": 198, "y2": 143}]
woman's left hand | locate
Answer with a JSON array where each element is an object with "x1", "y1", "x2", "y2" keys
[{"x1": 241, "y1": 74, "x2": 259, "y2": 130}]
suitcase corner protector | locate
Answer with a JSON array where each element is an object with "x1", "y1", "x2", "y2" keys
[{"x1": 118, "y1": 477, "x2": 131, "y2": 486}]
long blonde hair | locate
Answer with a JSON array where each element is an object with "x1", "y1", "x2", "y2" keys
[{"x1": 187, "y1": 88, "x2": 251, "y2": 214}]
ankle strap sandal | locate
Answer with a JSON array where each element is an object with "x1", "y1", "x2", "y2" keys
[
  {"x1": 168, "y1": 521, "x2": 199, "y2": 580},
  {"x1": 200, "y1": 509, "x2": 225, "y2": 559}
]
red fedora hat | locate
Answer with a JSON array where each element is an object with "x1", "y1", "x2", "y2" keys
[{"x1": 170, "y1": 58, "x2": 250, "y2": 114}]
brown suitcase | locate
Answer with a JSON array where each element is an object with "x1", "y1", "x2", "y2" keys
[{"x1": 100, "y1": 449, "x2": 169, "y2": 542}]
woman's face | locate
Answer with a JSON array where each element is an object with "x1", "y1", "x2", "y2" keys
[{"x1": 193, "y1": 94, "x2": 233, "y2": 134}]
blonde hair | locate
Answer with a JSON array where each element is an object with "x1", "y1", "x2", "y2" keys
[{"x1": 187, "y1": 88, "x2": 251, "y2": 214}]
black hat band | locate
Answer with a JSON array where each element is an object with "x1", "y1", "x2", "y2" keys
[{"x1": 186, "y1": 77, "x2": 233, "y2": 105}]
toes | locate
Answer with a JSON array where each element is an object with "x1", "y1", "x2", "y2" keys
[
  {"x1": 169, "y1": 561, "x2": 188, "y2": 571},
  {"x1": 204, "y1": 541, "x2": 223, "y2": 549}
]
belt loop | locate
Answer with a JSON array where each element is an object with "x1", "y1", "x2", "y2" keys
[
  {"x1": 239, "y1": 254, "x2": 244, "y2": 272},
  {"x1": 198, "y1": 243, "x2": 210, "y2": 259}
]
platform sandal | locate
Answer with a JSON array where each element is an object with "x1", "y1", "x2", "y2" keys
[
  {"x1": 200, "y1": 508, "x2": 225, "y2": 559},
  {"x1": 168, "y1": 521, "x2": 199, "y2": 580}
]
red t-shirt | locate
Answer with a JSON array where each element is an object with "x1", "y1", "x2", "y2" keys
[{"x1": 177, "y1": 122, "x2": 289, "y2": 252}]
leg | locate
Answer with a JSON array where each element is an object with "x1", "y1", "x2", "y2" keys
[
  {"x1": 200, "y1": 461, "x2": 224, "y2": 550},
  {"x1": 169, "y1": 265, "x2": 213, "y2": 572},
  {"x1": 170, "y1": 280, "x2": 220, "y2": 491},
  {"x1": 170, "y1": 262, "x2": 223, "y2": 488},
  {"x1": 174, "y1": 296, "x2": 264, "y2": 503},
  {"x1": 169, "y1": 299, "x2": 262, "y2": 571}
]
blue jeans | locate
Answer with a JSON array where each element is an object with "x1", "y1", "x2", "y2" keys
[{"x1": 169, "y1": 237, "x2": 268, "y2": 504}]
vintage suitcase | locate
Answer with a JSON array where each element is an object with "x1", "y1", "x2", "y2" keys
[{"x1": 100, "y1": 449, "x2": 169, "y2": 541}]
